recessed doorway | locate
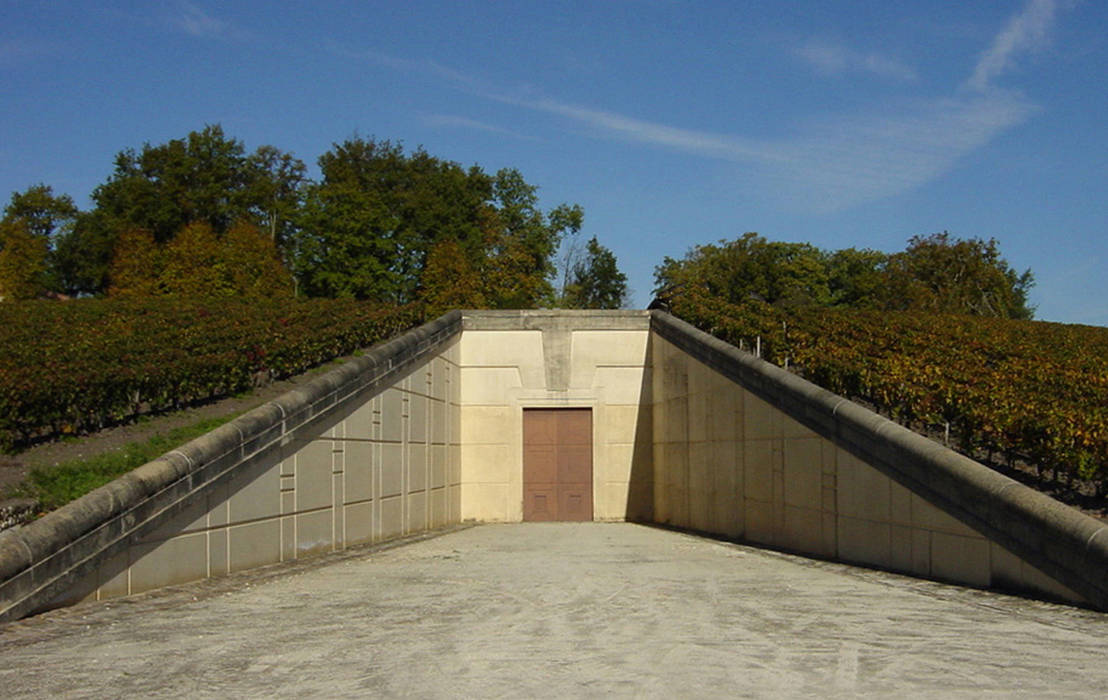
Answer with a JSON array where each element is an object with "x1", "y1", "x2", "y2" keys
[{"x1": 522, "y1": 408, "x2": 593, "y2": 521}]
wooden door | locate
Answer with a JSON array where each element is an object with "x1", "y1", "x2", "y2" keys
[{"x1": 523, "y1": 409, "x2": 593, "y2": 521}]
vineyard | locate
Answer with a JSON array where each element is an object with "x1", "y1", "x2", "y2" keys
[
  {"x1": 0, "y1": 297, "x2": 422, "y2": 452},
  {"x1": 668, "y1": 286, "x2": 1108, "y2": 496}
]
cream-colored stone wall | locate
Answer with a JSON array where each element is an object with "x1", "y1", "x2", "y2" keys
[
  {"x1": 82, "y1": 340, "x2": 463, "y2": 601},
  {"x1": 651, "y1": 334, "x2": 1082, "y2": 604},
  {"x1": 459, "y1": 328, "x2": 652, "y2": 522}
]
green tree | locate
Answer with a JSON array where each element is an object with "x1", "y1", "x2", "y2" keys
[
  {"x1": 655, "y1": 232, "x2": 831, "y2": 307},
  {"x1": 561, "y1": 237, "x2": 629, "y2": 309},
  {"x1": 0, "y1": 219, "x2": 48, "y2": 300},
  {"x1": 883, "y1": 232, "x2": 1035, "y2": 319},
  {"x1": 3, "y1": 184, "x2": 79, "y2": 294},
  {"x1": 74, "y1": 125, "x2": 305, "y2": 295}
]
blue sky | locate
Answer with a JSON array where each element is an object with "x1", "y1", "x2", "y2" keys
[{"x1": 2, "y1": 1, "x2": 1106, "y2": 324}]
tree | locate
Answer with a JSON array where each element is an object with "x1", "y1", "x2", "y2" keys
[
  {"x1": 655, "y1": 231, "x2": 1035, "y2": 319},
  {"x1": 107, "y1": 228, "x2": 162, "y2": 297},
  {"x1": 160, "y1": 221, "x2": 229, "y2": 297},
  {"x1": 0, "y1": 219, "x2": 48, "y2": 301},
  {"x1": 561, "y1": 237, "x2": 629, "y2": 309},
  {"x1": 221, "y1": 221, "x2": 294, "y2": 298},
  {"x1": 295, "y1": 139, "x2": 577, "y2": 308},
  {"x1": 883, "y1": 232, "x2": 1035, "y2": 319},
  {"x1": 654, "y1": 232, "x2": 831, "y2": 308},
  {"x1": 419, "y1": 239, "x2": 486, "y2": 318},
  {"x1": 3, "y1": 184, "x2": 79, "y2": 294},
  {"x1": 3, "y1": 184, "x2": 78, "y2": 241},
  {"x1": 76, "y1": 125, "x2": 306, "y2": 295}
]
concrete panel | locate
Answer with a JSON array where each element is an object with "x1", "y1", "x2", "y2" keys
[
  {"x1": 601, "y1": 405, "x2": 643, "y2": 446},
  {"x1": 460, "y1": 330, "x2": 544, "y2": 371},
  {"x1": 407, "y1": 491, "x2": 428, "y2": 532},
  {"x1": 783, "y1": 437, "x2": 822, "y2": 510},
  {"x1": 743, "y1": 440, "x2": 775, "y2": 504},
  {"x1": 228, "y1": 519, "x2": 282, "y2": 572},
  {"x1": 662, "y1": 442, "x2": 689, "y2": 525},
  {"x1": 430, "y1": 357, "x2": 447, "y2": 400},
  {"x1": 296, "y1": 440, "x2": 335, "y2": 512},
  {"x1": 709, "y1": 440, "x2": 740, "y2": 537},
  {"x1": 460, "y1": 367, "x2": 524, "y2": 405},
  {"x1": 344, "y1": 441, "x2": 374, "y2": 503},
  {"x1": 430, "y1": 399, "x2": 447, "y2": 444},
  {"x1": 296, "y1": 509, "x2": 333, "y2": 556},
  {"x1": 744, "y1": 392, "x2": 780, "y2": 440},
  {"x1": 889, "y1": 524, "x2": 915, "y2": 573},
  {"x1": 345, "y1": 401, "x2": 376, "y2": 441},
  {"x1": 430, "y1": 444, "x2": 447, "y2": 489},
  {"x1": 911, "y1": 493, "x2": 979, "y2": 537},
  {"x1": 569, "y1": 331, "x2": 649, "y2": 389},
  {"x1": 380, "y1": 388, "x2": 405, "y2": 442},
  {"x1": 687, "y1": 442, "x2": 712, "y2": 532},
  {"x1": 129, "y1": 533, "x2": 208, "y2": 593},
  {"x1": 707, "y1": 380, "x2": 741, "y2": 443},
  {"x1": 836, "y1": 449, "x2": 890, "y2": 522},
  {"x1": 208, "y1": 528, "x2": 228, "y2": 577},
  {"x1": 408, "y1": 443, "x2": 427, "y2": 492},
  {"x1": 380, "y1": 443, "x2": 404, "y2": 498},
  {"x1": 745, "y1": 499, "x2": 775, "y2": 545},
  {"x1": 379, "y1": 496, "x2": 403, "y2": 540},
  {"x1": 930, "y1": 532, "x2": 990, "y2": 587},
  {"x1": 409, "y1": 394, "x2": 428, "y2": 443},
  {"x1": 781, "y1": 506, "x2": 826, "y2": 555},
  {"x1": 461, "y1": 406, "x2": 515, "y2": 445},
  {"x1": 429, "y1": 488, "x2": 447, "y2": 528},
  {"x1": 226, "y1": 459, "x2": 281, "y2": 525},
  {"x1": 597, "y1": 443, "x2": 634, "y2": 483},
  {"x1": 590, "y1": 367, "x2": 648, "y2": 404},
  {"x1": 663, "y1": 397, "x2": 688, "y2": 444},
  {"x1": 345, "y1": 502, "x2": 373, "y2": 544},
  {"x1": 595, "y1": 482, "x2": 630, "y2": 521},
  {"x1": 838, "y1": 516, "x2": 891, "y2": 569}
]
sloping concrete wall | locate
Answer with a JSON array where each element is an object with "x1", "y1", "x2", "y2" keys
[
  {"x1": 0, "y1": 313, "x2": 463, "y2": 622},
  {"x1": 458, "y1": 311, "x2": 652, "y2": 522},
  {"x1": 651, "y1": 312, "x2": 1108, "y2": 608}
]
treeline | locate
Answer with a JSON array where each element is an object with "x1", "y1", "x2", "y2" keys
[
  {"x1": 655, "y1": 231, "x2": 1035, "y2": 320},
  {"x1": 0, "y1": 125, "x2": 628, "y2": 310}
]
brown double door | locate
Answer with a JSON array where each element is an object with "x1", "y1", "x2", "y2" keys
[{"x1": 522, "y1": 409, "x2": 593, "y2": 521}]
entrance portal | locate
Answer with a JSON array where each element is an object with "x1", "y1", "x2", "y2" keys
[{"x1": 522, "y1": 408, "x2": 593, "y2": 521}]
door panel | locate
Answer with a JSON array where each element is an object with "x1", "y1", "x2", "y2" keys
[{"x1": 523, "y1": 409, "x2": 593, "y2": 522}]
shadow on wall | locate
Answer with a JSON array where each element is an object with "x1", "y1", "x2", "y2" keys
[{"x1": 625, "y1": 332, "x2": 654, "y2": 522}]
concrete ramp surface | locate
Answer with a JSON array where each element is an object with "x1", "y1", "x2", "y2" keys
[{"x1": 2, "y1": 523, "x2": 1106, "y2": 698}]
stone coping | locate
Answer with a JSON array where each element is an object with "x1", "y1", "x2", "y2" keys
[
  {"x1": 650, "y1": 310, "x2": 1108, "y2": 611},
  {"x1": 462, "y1": 309, "x2": 651, "y2": 331},
  {"x1": 0, "y1": 311, "x2": 463, "y2": 622}
]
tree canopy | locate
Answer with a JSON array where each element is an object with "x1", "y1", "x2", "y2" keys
[
  {"x1": 0, "y1": 125, "x2": 617, "y2": 309},
  {"x1": 655, "y1": 231, "x2": 1035, "y2": 319}
]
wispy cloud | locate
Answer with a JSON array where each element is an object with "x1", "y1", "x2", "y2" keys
[
  {"x1": 170, "y1": 2, "x2": 241, "y2": 41},
  {"x1": 348, "y1": 0, "x2": 1063, "y2": 212},
  {"x1": 967, "y1": 0, "x2": 1058, "y2": 91},
  {"x1": 420, "y1": 113, "x2": 534, "y2": 140},
  {"x1": 795, "y1": 39, "x2": 917, "y2": 81}
]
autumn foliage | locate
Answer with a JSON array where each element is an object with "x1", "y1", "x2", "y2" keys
[
  {"x1": 668, "y1": 285, "x2": 1108, "y2": 494},
  {"x1": 0, "y1": 297, "x2": 420, "y2": 451}
]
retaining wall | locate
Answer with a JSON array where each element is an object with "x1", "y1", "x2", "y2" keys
[
  {"x1": 0, "y1": 312, "x2": 463, "y2": 622},
  {"x1": 651, "y1": 311, "x2": 1108, "y2": 609},
  {"x1": 3, "y1": 309, "x2": 1107, "y2": 621}
]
